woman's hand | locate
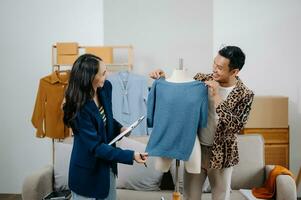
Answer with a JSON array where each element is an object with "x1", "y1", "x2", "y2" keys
[
  {"x1": 134, "y1": 152, "x2": 148, "y2": 164},
  {"x1": 149, "y1": 69, "x2": 166, "y2": 79},
  {"x1": 120, "y1": 127, "x2": 131, "y2": 137}
]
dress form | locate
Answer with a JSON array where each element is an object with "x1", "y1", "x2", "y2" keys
[
  {"x1": 166, "y1": 69, "x2": 194, "y2": 83},
  {"x1": 155, "y1": 68, "x2": 201, "y2": 174}
]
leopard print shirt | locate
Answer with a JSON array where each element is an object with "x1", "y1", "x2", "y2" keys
[{"x1": 194, "y1": 73, "x2": 254, "y2": 169}]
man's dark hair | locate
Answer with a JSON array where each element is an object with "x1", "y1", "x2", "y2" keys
[{"x1": 218, "y1": 46, "x2": 245, "y2": 71}]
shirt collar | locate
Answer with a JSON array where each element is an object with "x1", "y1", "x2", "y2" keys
[{"x1": 50, "y1": 71, "x2": 69, "y2": 84}]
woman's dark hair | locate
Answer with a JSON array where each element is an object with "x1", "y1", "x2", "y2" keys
[
  {"x1": 63, "y1": 54, "x2": 102, "y2": 127},
  {"x1": 218, "y1": 46, "x2": 245, "y2": 71}
]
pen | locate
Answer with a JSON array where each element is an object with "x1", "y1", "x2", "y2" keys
[{"x1": 140, "y1": 153, "x2": 147, "y2": 168}]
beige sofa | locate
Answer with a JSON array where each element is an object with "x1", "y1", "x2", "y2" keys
[{"x1": 22, "y1": 134, "x2": 297, "y2": 200}]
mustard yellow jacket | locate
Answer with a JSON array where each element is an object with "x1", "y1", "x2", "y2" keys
[{"x1": 32, "y1": 71, "x2": 70, "y2": 139}]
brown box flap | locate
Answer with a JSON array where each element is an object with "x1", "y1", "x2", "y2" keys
[
  {"x1": 245, "y1": 96, "x2": 288, "y2": 128},
  {"x1": 85, "y1": 47, "x2": 113, "y2": 64},
  {"x1": 57, "y1": 42, "x2": 78, "y2": 55}
]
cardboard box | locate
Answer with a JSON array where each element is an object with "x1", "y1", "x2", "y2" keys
[
  {"x1": 85, "y1": 47, "x2": 113, "y2": 64},
  {"x1": 56, "y1": 42, "x2": 78, "y2": 55},
  {"x1": 245, "y1": 96, "x2": 288, "y2": 128},
  {"x1": 57, "y1": 55, "x2": 78, "y2": 65}
]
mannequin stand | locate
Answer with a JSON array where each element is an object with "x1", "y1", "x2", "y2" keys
[
  {"x1": 166, "y1": 58, "x2": 193, "y2": 200},
  {"x1": 172, "y1": 159, "x2": 181, "y2": 200}
]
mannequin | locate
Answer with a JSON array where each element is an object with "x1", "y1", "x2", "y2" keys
[
  {"x1": 154, "y1": 68, "x2": 202, "y2": 174},
  {"x1": 166, "y1": 69, "x2": 194, "y2": 83}
]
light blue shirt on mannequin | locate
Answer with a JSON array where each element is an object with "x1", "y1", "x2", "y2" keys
[
  {"x1": 107, "y1": 71, "x2": 148, "y2": 135},
  {"x1": 146, "y1": 78, "x2": 208, "y2": 160}
]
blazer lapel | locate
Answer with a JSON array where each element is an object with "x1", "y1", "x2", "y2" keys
[{"x1": 84, "y1": 99, "x2": 108, "y2": 143}]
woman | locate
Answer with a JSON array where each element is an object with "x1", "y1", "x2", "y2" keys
[{"x1": 63, "y1": 54, "x2": 148, "y2": 200}]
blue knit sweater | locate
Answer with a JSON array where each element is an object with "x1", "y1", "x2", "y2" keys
[{"x1": 146, "y1": 78, "x2": 208, "y2": 161}]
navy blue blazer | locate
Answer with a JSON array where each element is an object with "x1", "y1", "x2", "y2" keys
[{"x1": 68, "y1": 80, "x2": 134, "y2": 199}]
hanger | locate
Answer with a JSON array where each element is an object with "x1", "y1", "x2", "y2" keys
[
  {"x1": 58, "y1": 69, "x2": 71, "y2": 74},
  {"x1": 53, "y1": 65, "x2": 71, "y2": 74}
]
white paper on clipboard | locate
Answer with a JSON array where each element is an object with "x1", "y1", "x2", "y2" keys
[{"x1": 109, "y1": 116, "x2": 145, "y2": 145}]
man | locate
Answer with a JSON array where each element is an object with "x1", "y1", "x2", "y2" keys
[{"x1": 149, "y1": 46, "x2": 254, "y2": 200}]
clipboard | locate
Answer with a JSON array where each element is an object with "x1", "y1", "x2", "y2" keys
[{"x1": 109, "y1": 116, "x2": 145, "y2": 145}]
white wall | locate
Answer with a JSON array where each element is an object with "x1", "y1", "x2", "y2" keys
[
  {"x1": 213, "y1": 0, "x2": 301, "y2": 196},
  {"x1": 103, "y1": 0, "x2": 213, "y2": 78},
  {"x1": 0, "y1": 0, "x2": 103, "y2": 193}
]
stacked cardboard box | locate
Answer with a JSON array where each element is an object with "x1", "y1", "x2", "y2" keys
[
  {"x1": 245, "y1": 96, "x2": 288, "y2": 128},
  {"x1": 56, "y1": 42, "x2": 78, "y2": 65},
  {"x1": 243, "y1": 96, "x2": 289, "y2": 168},
  {"x1": 85, "y1": 47, "x2": 113, "y2": 64}
]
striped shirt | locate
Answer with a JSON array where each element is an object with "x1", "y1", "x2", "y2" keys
[{"x1": 99, "y1": 105, "x2": 107, "y2": 127}]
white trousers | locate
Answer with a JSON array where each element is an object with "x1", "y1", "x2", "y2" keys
[{"x1": 183, "y1": 145, "x2": 233, "y2": 200}]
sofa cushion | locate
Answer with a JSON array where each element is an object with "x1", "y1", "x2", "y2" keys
[
  {"x1": 53, "y1": 141, "x2": 72, "y2": 191},
  {"x1": 116, "y1": 137, "x2": 164, "y2": 191},
  {"x1": 232, "y1": 134, "x2": 265, "y2": 189},
  {"x1": 22, "y1": 165, "x2": 53, "y2": 200}
]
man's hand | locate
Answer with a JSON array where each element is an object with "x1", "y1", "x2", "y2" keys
[
  {"x1": 205, "y1": 80, "x2": 219, "y2": 96},
  {"x1": 205, "y1": 80, "x2": 222, "y2": 108},
  {"x1": 149, "y1": 69, "x2": 166, "y2": 79}
]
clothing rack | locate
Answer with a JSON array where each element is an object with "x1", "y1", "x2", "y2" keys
[
  {"x1": 52, "y1": 44, "x2": 133, "y2": 72},
  {"x1": 49, "y1": 64, "x2": 72, "y2": 192},
  {"x1": 50, "y1": 59, "x2": 72, "y2": 175}
]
